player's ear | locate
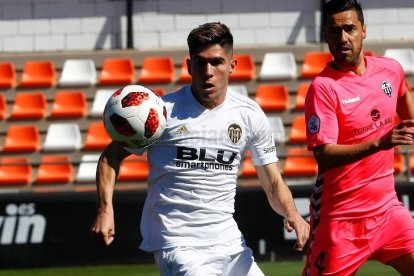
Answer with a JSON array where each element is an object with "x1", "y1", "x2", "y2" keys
[
  {"x1": 362, "y1": 24, "x2": 367, "y2": 40},
  {"x1": 229, "y1": 58, "x2": 236, "y2": 73},
  {"x1": 186, "y1": 58, "x2": 192, "y2": 76}
]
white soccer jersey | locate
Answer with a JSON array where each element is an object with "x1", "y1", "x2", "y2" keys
[{"x1": 128, "y1": 85, "x2": 278, "y2": 252}]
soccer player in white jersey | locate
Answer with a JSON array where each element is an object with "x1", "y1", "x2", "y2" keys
[{"x1": 90, "y1": 22, "x2": 309, "y2": 275}]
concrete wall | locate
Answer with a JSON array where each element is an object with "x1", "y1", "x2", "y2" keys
[{"x1": 0, "y1": 0, "x2": 413, "y2": 53}]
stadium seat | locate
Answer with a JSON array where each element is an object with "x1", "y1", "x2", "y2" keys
[
  {"x1": 0, "y1": 62, "x2": 16, "y2": 89},
  {"x1": 294, "y1": 83, "x2": 311, "y2": 110},
  {"x1": 393, "y1": 147, "x2": 404, "y2": 175},
  {"x1": 10, "y1": 92, "x2": 47, "y2": 120},
  {"x1": 19, "y1": 60, "x2": 56, "y2": 88},
  {"x1": 84, "y1": 122, "x2": 112, "y2": 151},
  {"x1": 283, "y1": 148, "x2": 318, "y2": 177},
  {"x1": 2, "y1": 125, "x2": 40, "y2": 153},
  {"x1": 178, "y1": 56, "x2": 191, "y2": 83},
  {"x1": 43, "y1": 123, "x2": 82, "y2": 151},
  {"x1": 240, "y1": 156, "x2": 257, "y2": 178},
  {"x1": 289, "y1": 116, "x2": 307, "y2": 144},
  {"x1": 228, "y1": 84, "x2": 249, "y2": 97},
  {"x1": 50, "y1": 90, "x2": 87, "y2": 118},
  {"x1": 384, "y1": 48, "x2": 414, "y2": 75},
  {"x1": 76, "y1": 154, "x2": 100, "y2": 183},
  {"x1": 138, "y1": 56, "x2": 175, "y2": 84},
  {"x1": 90, "y1": 89, "x2": 113, "y2": 118},
  {"x1": 230, "y1": 54, "x2": 255, "y2": 81},
  {"x1": 300, "y1": 51, "x2": 333, "y2": 78},
  {"x1": 267, "y1": 115, "x2": 285, "y2": 145},
  {"x1": 118, "y1": 155, "x2": 149, "y2": 182},
  {"x1": 255, "y1": 84, "x2": 289, "y2": 112},
  {"x1": 0, "y1": 94, "x2": 7, "y2": 120},
  {"x1": 0, "y1": 157, "x2": 32, "y2": 186},
  {"x1": 259, "y1": 52, "x2": 297, "y2": 80},
  {"x1": 35, "y1": 155, "x2": 74, "y2": 184},
  {"x1": 151, "y1": 88, "x2": 166, "y2": 96},
  {"x1": 58, "y1": 59, "x2": 97, "y2": 87},
  {"x1": 99, "y1": 58, "x2": 135, "y2": 85}
]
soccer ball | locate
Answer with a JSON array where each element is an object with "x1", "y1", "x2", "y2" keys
[{"x1": 103, "y1": 85, "x2": 167, "y2": 148}]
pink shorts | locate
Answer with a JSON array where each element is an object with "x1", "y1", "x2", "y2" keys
[{"x1": 302, "y1": 204, "x2": 414, "y2": 276}]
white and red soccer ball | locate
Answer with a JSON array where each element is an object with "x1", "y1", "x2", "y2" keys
[{"x1": 103, "y1": 85, "x2": 167, "y2": 148}]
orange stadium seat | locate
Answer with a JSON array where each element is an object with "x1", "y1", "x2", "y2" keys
[
  {"x1": 393, "y1": 147, "x2": 405, "y2": 175},
  {"x1": 178, "y1": 56, "x2": 191, "y2": 83},
  {"x1": 0, "y1": 62, "x2": 16, "y2": 89},
  {"x1": 50, "y1": 91, "x2": 87, "y2": 118},
  {"x1": 84, "y1": 122, "x2": 112, "y2": 151},
  {"x1": 99, "y1": 58, "x2": 135, "y2": 85},
  {"x1": 2, "y1": 125, "x2": 40, "y2": 153},
  {"x1": 289, "y1": 116, "x2": 307, "y2": 144},
  {"x1": 151, "y1": 88, "x2": 166, "y2": 96},
  {"x1": 230, "y1": 54, "x2": 255, "y2": 81},
  {"x1": 10, "y1": 92, "x2": 47, "y2": 120},
  {"x1": 294, "y1": 82, "x2": 311, "y2": 110},
  {"x1": 0, "y1": 94, "x2": 7, "y2": 120},
  {"x1": 35, "y1": 155, "x2": 74, "y2": 184},
  {"x1": 240, "y1": 156, "x2": 257, "y2": 178},
  {"x1": 118, "y1": 155, "x2": 149, "y2": 182},
  {"x1": 0, "y1": 157, "x2": 32, "y2": 186},
  {"x1": 300, "y1": 52, "x2": 333, "y2": 79},
  {"x1": 138, "y1": 56, "x2": 175, "y2": 84},
  {"x1": 255, "y1": 84, "x2": 289, "y2": 112},
  {"x1": 19, "y1": 60, "x2": 56, "y2": 88},
  {"x1": 283, "y1": 148, "x2": 318, "y2": 177}
]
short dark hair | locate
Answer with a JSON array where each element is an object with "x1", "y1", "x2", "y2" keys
[
  {"x1": 322, "y1": 0, "x2": 364, "y2": 28},
  {"x1": 187, "y1": 22, "x2": 233, "y2": 57}
]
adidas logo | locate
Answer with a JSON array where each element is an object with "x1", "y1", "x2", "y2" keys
[{"x1": 175, "y1": 125, "x2": 190, "y2": 135}]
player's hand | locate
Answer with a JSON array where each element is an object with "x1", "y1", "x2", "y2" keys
[
  {"x1": 378, "y1": 119, "x2": 414, "y2": 149},
  {"x1": 90, "y1": 207, "x2": 115, "y2": 246},
  {"x1": 284, "y1": 213, "x2": 309, "y2": 251}
]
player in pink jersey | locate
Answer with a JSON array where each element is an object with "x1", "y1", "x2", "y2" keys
[{"x1": 303, "y1": 0, "x2": 414, "y2": 275}]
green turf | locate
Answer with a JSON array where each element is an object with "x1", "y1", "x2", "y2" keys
[{"x1": 0, "y1": 260, "x2": 398, "y2": 275}]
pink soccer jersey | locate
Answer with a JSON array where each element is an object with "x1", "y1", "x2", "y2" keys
[{"x1": 305, "y1": 56, "x2": 406, "y2": 219}]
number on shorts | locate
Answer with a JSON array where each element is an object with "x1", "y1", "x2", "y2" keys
[{"x1": 314, "y1": 251, "x2": 325, "y2": 275}]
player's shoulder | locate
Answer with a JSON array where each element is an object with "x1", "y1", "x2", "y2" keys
[
  {"x1": 226, "y1": 90, "x2": 261, "y2": 111},
  {"x1": 161, "y1": 86, "x2": 188, "y2": 102},
  {"x1": 367, "y1": 55, "x2": 402, "y2": 70}
]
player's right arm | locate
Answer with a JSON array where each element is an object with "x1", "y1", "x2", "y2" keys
[{"x1": 90, "y1": 141, "x2": 131, "y2": 246}]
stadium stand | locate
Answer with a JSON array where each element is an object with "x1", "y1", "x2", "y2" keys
[
  {"x1": 230, "y1": 54, "x2": 255, "y2": 81},
  {"x1": 2, "y1": 125, "x2": 40, "y2": 153},
  {"x1": 43, "y1": 123, "x2": 82, "y2": 151},
  {"x1": 19, "y1": 60, "x2": 56, "y2": 88},
  {"x1": 35, "y1": 155, "x2": 74, "y2": 185},
  {"x1": 0, "y1": 157, "x2": 32, "y2": 186},
  {"x1": 58, "y1": 59, "x2": 97, "y2": 87},
  {"x1": 259, "y1": 52, "x2": 297, "y2": 80},
  {"x1": 10, "y1": 92, "x2": 47, "y2": 120},
  {"x1": 98, "y1": 58, "x2": 136, "y2": 85},
  {"x1": 138, "y1": 56, "x2": 175, "y2": 84},
  {"x1": 0, "y1": 43, "x2": 413, "y2": 193},
  {"x1": 178, "y1": 56, "x2": 191, "y2": 83},
  {"x1": 384, "y1": 48, "x2": 414, "y2": 75},
  {"x1": 255, "y1": 84, "x2": 289, "y2": 112},
  {"x1": 300, "y1": 51, "x2": 333, "y2": 78},
  {"x1": 0, "y1": 94, "x2": 6, "y2": 120},
  {"x1": 50, "y1": 90, "x2": 88, "y2": 119},
  {"x1": 294, "y1": 82, "x2": 311, "y2": 111},
  {"x1": 0, "y1": 62, "x2": 16, "y2": 89},
  {"x1": 83, "y1": 122, "x2": 112, "y2": 151}
]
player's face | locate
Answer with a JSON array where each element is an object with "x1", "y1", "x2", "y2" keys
[
  {"x1": 187, "y1": 44, "x2": 236, "y2": 109},
  {"x1": 324, "y1": 9, "x2": 366, "y2": 72}
]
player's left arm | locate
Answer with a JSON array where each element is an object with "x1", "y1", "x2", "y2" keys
[
  {"x1": 256, "y1": 162, "x2": 309, "y2": 251},
  {"x1": 397, "y1": 83, "x2": 414, "y2": 120}
]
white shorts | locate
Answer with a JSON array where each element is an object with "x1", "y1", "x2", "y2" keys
[{"x1": 154, "y1": 238, "x2": 264, "y2": 276}]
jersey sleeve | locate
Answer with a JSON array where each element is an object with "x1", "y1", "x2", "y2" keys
[
  {"x1": 248, "y1": 108, "x2": 278, "y2": 166},
  {"x1": 305, "y1": 79, "x2": 339, "y2": 150}
]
